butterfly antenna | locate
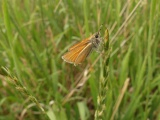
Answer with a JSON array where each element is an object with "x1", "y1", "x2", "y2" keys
[{"x1": 98, "y1": 24, "x2": 103, "y2": 34}]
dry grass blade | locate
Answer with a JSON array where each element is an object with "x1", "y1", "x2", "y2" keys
[
  {"x1": 110, "y1": 78, "x2": 130, "y2": 120},
  {"x1": 111, "y1": 0, "x2": 143, "y2": 44}
]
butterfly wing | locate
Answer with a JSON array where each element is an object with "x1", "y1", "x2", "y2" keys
[
  {"x1": 74, "y1": 43, "x2": 93, "y2": 66},
  {"x1": 68, "y1": 36, "x2": 92, "y2": 51},
  {"x1": 62, "y1": 43, "x2": 88, "y2": 64}
]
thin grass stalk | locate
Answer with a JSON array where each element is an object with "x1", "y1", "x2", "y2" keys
[
  {"x1": 95, "y1": 29, "x2": 110, "y2": 120},
  {"x1": 1, "y1": 67, "x2": 49, "y2": 119}
]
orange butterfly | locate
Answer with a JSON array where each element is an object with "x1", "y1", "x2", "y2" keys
[{"x1": 62, "y1": 28, "x2": 102, "y2": 66}]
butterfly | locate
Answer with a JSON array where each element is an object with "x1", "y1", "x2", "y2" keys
[{"x1": 62, "y1": 27, "x2": 102, "y2": 66}]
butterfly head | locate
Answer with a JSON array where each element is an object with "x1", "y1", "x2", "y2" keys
[{"x1": 91, "y1": 31, "x2": 102, "y2": 48}]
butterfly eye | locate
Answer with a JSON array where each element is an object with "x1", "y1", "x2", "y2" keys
[{"x1": 95, "y1": 34, "x2": 99, "y2": 38}]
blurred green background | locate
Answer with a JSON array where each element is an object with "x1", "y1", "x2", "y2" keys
[{"x1": 0, "y1": 0, "x2": 160, "y2": 120}]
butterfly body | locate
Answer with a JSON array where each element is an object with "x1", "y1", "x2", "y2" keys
[{"x1": 62, "y1": 31, "x2": 102, "y2": 66}]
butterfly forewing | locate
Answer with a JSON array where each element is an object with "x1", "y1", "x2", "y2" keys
[{"x1": 68, "y1": 37, "x2": 91, "y2": 51}]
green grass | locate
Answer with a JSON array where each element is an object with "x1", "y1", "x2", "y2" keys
[{"x1": 0, "y1": 0, "x2": 160, "y2": 120}]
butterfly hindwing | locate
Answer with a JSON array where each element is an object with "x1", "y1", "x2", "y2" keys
[
  {"x1": 74, "y1": 43, "x2": 93, "y2": 65},
  {"x1": 62, "y1": 44, "x2": 88, "y2": 64}
]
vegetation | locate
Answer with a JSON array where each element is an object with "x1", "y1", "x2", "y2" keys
[{"x1": 0, "y1": 0, "x2": 160, "y2": 120}]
